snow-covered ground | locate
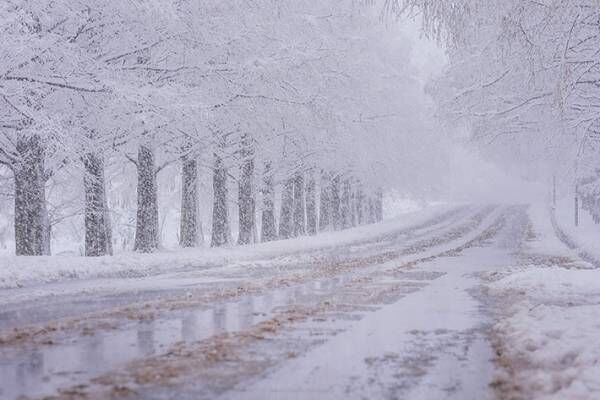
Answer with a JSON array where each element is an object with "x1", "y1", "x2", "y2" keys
[
  {"x1": 0, "y1": 204, "x2": 444, "y2": 290},
  {"x1": 552, "y1": 197, "x2": 600, "y2": 267},
  {"x1": 486, "y1": 203, "x2": 600, "y2": 400},
  {"x1": 3, "y1": 203, "x2": 600, "y2": 400}
]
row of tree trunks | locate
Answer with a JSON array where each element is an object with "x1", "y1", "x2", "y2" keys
[
  {"x1": 12, "y1": 133, "x2": 113, "y2": 257},
  {"x1": 364, "y1": 192, "x2": 383, "y2": 224},
  {"x1": 10, "y1": 138, "x2": 384, "y2": 256},
  {"x1": 93, "y1": 143, "x2": 206, "y2": 255},
  {"x1": 317, "y1": 173, "x2": 383, "y2": 232}
]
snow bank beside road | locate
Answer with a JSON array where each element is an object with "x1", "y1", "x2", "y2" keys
[
  {"x1": 0, "y1": 205, "x2": 447, "y2": 290},
  {"x1": 486, "y1": 204, "x2": 600, "y2": 399},
  {"x1": 491, "y1": 267, "x2": 600, "y2": 304},
  {"x1": 526, "y1": 203, "x2": 581, "y2": 262},
  {"x1": 553, "y1": 198, "x2": 600, "y2": 268},
  {"x1": 489, "y1": 267, "x2": 600, "y2": 399},
  {"x1": 487, "y1": 206, "x2": 600, "y2": 399}
]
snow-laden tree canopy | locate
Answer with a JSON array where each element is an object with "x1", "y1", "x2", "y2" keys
[
  {"x1": 390, "y1": 0, "x2": 600, "y2": 189},
  {"x1": 0, "y1": 0, "x2": 444, "y2": 255}
]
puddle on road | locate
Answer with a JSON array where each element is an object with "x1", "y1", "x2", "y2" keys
[{"x1": 0, "y1": 277, "x2": 349, "y2": 400}]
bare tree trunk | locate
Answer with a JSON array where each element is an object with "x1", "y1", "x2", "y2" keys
[
  {"x1": 238, "y1": 134, "x2": 255, "y2": 245},
  {"x1": 375, "y1": 189, "x2": 384, "y2": 222},
  {"x1": 261, "y1": 161, "x2": 277, "y2": 242},
  {"x1": 42, "y1": 201, "x2": 51, "y2": 256},
  {"x1": 367, "y1": 196, "x2": 376, "y2": 224},
  {"x1": 350, "y1": 179, "x2": 358, "y2": 227},
  {"x1": 293, "y1": 172, "x2": 306, "y2": 237},
  {"x1": 331, "y1": 174, "x2": 342, "y2": 231},
  {"x1": 103, "y1": 180, "x2": 113, "y2": 256},
  {"x1": 83, "y1": 152, "x2": 112, "y2": 256},
  {"x1": 180, "y1": 156, "x2": 200, "y2": 247},
  {"x1": 279, "y1": 177, "x2": 294, "y2": 239},
  {"x1": 306, "y1": 171, "x2": 317, "y2": 236},
  {"x1": 341, "y1": 178, "x2": 352, "y2": 230},
  {"x1": 356, "y1": 183, "x2": 365, "y2": 225},
  {"x1": 575, "y1": 185, "x2": 579, "y2": 228},
  {"x1": 552, "y1": 175, "x2": 557, "y2": 208},
  {"x1": 319, "y1": 171, "x2": 332, "y2": 232},
  {"x1": 211, "y1": 149, "x2": 230, "y2": 247},
  {"x1": 134, "y1": 145, "x2": 159, "y2": 253},
  {"x1": 14, "y1": 134, "x2": 46, "y2": 256}
]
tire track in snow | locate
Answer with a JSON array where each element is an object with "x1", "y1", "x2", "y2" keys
[{"x1": 549, "y1": 206, "x2": 600, "y2": 268}]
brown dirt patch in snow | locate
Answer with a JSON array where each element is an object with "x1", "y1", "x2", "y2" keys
[
  {"x1": 490, "y1": 329, "x2": 532, "y2": 400},
  {"x1": 35, "y1": 307, "x2": 316, "y2": 400},
  {"x1": 489, "y1": 229, "x2": 585, "y2": 400}
]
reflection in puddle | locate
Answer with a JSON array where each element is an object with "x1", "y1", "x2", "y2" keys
[{"x1": 0, "y1": 276, "x2": 349, "y2": 399}]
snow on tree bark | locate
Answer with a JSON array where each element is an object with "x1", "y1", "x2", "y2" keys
[
  {"x1": 350, "y1": 179, "x2": 358, "y2": 227},
  {"x1": 14, "y1": 134, "x2": 47, "y2": 256},
  {"x1": 83, "y1": 152, "x2": 112, "y2": 256},
  {"x1": 279, "y1": 177, "x2": 295, "y2": 239},
  {"x1": 0, "y1": 2, "x2": 420, "y2": 256},
  {"x1": 356, "y1": 183, "x2": 365, "y2": 225},
  {"x1": 367, "y1": 197, "x2": 376, "y2": 224},
  {"x1": 238, "y1": 134, "x2": 256, "y2": 245},
  {"x1": 341, "y1": 178, "x2": 353, "y2": 230},
  {"x1": 211, "y1": 149, "x2": 230, "y2": 247},
  {"x1": 260, "y1": 161, "x2": 277, "y2": 242},
  {"x1": 306, "y1": 171, "x2": 317, "y2": 236},
  {"x1": 375, "y1": 189, "x2": 384, "y2": 222},
  {"x1": 180, "y1": 156, "x2": 200, "y2": 248},
  {"x1": 331, "y1": 174, "x2": 342, "y2": 231},
  {"x1": 103, "y1": 179, "x2": 114, "y2": 256},
  {"x1": 292, "y1": 172, "x2": 306, "y2": 237},
  {"x1": 134, "y1": 145, "x2": 160, "y2": 253},
  {"x1": 42, "y1": 202, "x2": 51, "y2": 256},
  {"x1": 319, "y1": 171, "x2": 332, "y2": 232}
]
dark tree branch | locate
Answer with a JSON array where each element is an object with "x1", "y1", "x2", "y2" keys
[{"x1": 3, "y1": 76, "x2": 108, "y2": 93}]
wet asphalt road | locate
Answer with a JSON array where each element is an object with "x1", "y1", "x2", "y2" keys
[{"x1": 0, "y1": 205, "x2": 531, "y2": 400}]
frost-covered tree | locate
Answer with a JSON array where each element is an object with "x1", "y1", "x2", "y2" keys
[
  {"x1": 1, "y1": 0, "x2": 443, "y2": 256},
  {"x1": 389, "y1": 0, "x2": 600, "y2": 200}
]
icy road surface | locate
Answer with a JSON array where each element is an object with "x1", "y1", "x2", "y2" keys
[{"x1": 0, "y1": 205, "x2": 534, "y2": 399}]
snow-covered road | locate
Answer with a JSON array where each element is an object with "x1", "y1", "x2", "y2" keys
[{"x1": 0, "y1": 205, "x2": 552, "y2": 399}]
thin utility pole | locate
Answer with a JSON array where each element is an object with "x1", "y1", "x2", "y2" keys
[{"x1": 552, "y1": 175, "x2": 556, "y2": 208}]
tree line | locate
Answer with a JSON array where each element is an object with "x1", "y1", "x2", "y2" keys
[
  {"x1": 0, "y1": 1, "x2": 413, "y2": 256},
  {"x1": 390, "y1": 0, "x2": 600, "y2": 206}
]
